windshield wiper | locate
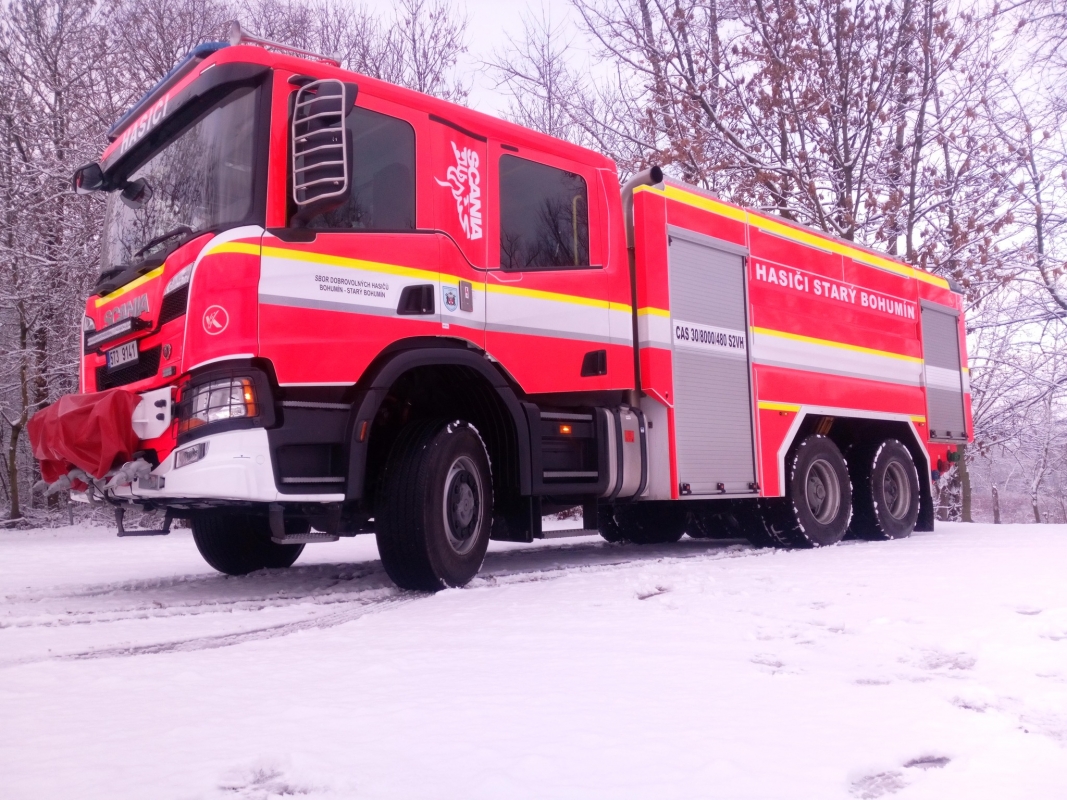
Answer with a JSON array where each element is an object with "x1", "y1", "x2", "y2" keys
[{"x1": 134, "y1": 225, "x2": 194, "y2": 258}]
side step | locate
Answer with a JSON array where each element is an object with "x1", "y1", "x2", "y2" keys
[
  {"x1": 271, "y1": 530, "x2": 339, "y2": 545},
  {"x1": 538, "y1": 528, "x2": 601, "y2": 540},
  {"x1": 268, "y1": 503, "x2": 339, "y2": 544},
  {"x1": 115, "y1": 507, "x2": 173, "y2": 537}
]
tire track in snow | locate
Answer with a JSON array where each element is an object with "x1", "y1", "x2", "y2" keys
[
  {"x1": 0, "y1": 538, "x2": 764, "y2": 668},
  {"x1": 0, "y1": 593, "x2": 419, "y2": 668}
]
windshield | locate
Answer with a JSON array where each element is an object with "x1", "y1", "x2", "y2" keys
[{"x1": 101, "y1": 86, "x2": 261, "y2": 272}]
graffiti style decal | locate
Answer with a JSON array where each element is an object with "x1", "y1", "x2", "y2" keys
[{"x1": 436, "y1": 141, "x2": 483, "y2": 240}]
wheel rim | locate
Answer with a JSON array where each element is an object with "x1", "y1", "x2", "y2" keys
[
  {"x1": 804, "y1": 457, "x2": 841, "y2": 524},
  {"x1": 442, "y1": 455, "x2": 483, "y2": 555},
  {"x1": 882, "y1": 460, "x2": 912, "y2": 520}
]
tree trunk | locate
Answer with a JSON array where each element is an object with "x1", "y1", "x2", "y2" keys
[
  {"x1": 959, "y1": 445, "x2": 972, "y2": 522},
  {"x1": 6, "y1": 422, "x2": 22, "y2": 519},
  {"x1": 1032, "y1": 492, "x2": 1041, "y2": 523},
  {"x1": 992, "y1": 484, "x2": 1001, "y2": 524}
]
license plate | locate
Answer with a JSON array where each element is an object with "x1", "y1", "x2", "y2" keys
[{"x1": 106, "y1": 340, "x2": 139, "y2": 371}]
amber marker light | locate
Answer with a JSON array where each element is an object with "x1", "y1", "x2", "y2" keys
[{"x1": 559, "y1": 424, "x2": 573, "y2": 435}]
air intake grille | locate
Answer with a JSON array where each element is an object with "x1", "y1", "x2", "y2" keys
[
  {"x1": 159, "y1": 285, "x2": 188, "y2": 325},
  {"x1": 96, "y1": 345, "x2": 161, "y2": 390}
]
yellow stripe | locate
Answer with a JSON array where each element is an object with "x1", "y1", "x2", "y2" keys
[
  {"x1": 753, "y1": 326, "x2": 923, "y2": 363},
  {"x1": 484, "y1": 281, "x2": 611, "y2": 309},
  {"x1": 635, "y1": 183, "x2": 748, "y2": 223},
  {"x1": 212, "y1": 241, "x2": 261, "y2": 257},
  {"x1": 638, "y1": 183, "x2": 949, "y2": 289},
  {"x1": 637, "y1": 306, "x2": 671, "y2": 317},
  {"x1": 758, "y1": 401, "x2": 802, "y2": 413},
  {"x1": 261, "y1": 244, "x2": 440, "y2": 284},
  {"x1": 262, "y1": 243, "x2": 615, "y2": 311},
  {"x1": 910, "y1": 415, "x2": 927, "y2": 424},
  {"x1": 93, "y1": 240, "x2": 261, "y2": 307},
  {"x1": 94, "y1": 267, "x2": 165, "y2": 307}
]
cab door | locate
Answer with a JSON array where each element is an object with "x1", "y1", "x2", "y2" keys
[
  {"x1": 258, "y1": 89, "x2": 442, "y2": 386},
  {"x1": 482, "y1": 147, "x2": 613, "y2": 395}
]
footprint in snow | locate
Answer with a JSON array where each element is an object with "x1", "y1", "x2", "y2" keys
[
  {"x1": 217, "y1": 759, "x2": 316, "y2": 798},
  {"x1": 636, "y1": 586, "x2": 671, "y2": 600},
  {"x1": 850, "y1": 771, "x2": 907, "y2": 798},
  {"x1": 904, "y1": 756, "x2": 950, "y2": 770},
  {"x1": 916, "y1": 649, "x2": 976, "y2": 671}
]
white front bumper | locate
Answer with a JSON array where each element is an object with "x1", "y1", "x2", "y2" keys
[{"x1": 111, "y1": 428, "x2": 345, "y2": 504}]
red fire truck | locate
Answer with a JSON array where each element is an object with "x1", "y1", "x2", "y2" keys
[{"x1": 31, "y1": 25, "x2": 972, "y2": 590}]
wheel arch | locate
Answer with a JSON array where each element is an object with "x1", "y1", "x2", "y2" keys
[
  {"x1": 344, "y1": 339, "x2": 531, "y2": 506},
  {"x1": 775, "y1": 406, "x2": 933, "y2": 533}
]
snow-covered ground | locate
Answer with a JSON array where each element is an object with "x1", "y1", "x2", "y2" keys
[{"x1": 1, "y1": 521, "x2": 1065, "y2": 799}]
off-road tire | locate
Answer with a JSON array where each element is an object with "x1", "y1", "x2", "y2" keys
[
  {"x1": 376, "y1": 419, "x2": 493, "y2": 591},
  {"x1": 849, "y1": 438, "x2": 920, "y2": 540},
  {"x1": 599, "y1": 502, "x2": 686, "y2": 544},
  {"x1": 757, "y1": 435, "x2": 852, "y2": 548},
  {"x1": 192, "y1": 514, "x2": 304, "y2": 575}
]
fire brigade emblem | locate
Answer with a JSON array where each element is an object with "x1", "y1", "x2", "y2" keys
[
  {"x1": 435, "y1": 141, "x2": 483, "y2": 240},
  {"x1": 203, "y1": 305, "x2": 229, "y2": 335},
  {"x1": 442, "y1": 285, "x2": 459, "y2": 312}
]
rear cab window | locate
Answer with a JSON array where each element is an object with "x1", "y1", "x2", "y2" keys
[{"x1": 499, "y1": 155, "x2": 592, "y2": 271}]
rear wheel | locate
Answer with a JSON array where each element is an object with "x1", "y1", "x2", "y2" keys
[
  {"x1": 376, "y1": 419, "x2": 493, "y2": 591},
  {"x1": 599, "y1": 502, "x2": 686, "y2": 544},
  {"x1": 758, "y1": 435, "x2": 852, "y2": 548},
  {"x1": 192, "y1": 513, "x2": 304, "y2": 575},
  {"x1": 850, "y1": 439, "x2": 920, "y2": 540}
]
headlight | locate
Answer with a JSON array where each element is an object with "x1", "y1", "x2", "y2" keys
[
  {"x1": 178, "y1": 377, "x2": 258, "y2": 433},
  {"x1": 83, "y1": 315, "x2": 96, "y2": 332},
  {"x1": 163, "y1": 265, "x2": 192, "y2": 296}
]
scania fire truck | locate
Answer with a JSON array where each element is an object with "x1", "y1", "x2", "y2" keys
[{"x1": 30, "y1": 24, "x2": 973, "y2": 590}]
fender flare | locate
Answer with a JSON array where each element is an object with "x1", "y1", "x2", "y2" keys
[{"x1": 344, "y1": 342, "x2": 531, "y2": 500}]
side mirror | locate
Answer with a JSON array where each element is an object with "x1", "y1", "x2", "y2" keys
[
  {"x1": 291, "y1": 79, "x2": 357, "y2": 213},
  {"x1": 120, "y1": 178, "x2": 153, "y2": 209},
  {"x1": 72, "y1": 162, "x2": 105, "y2": 195}
]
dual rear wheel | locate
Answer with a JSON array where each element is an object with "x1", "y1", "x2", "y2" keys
[{"x1": 751, "y1": 434, "x2": 920, "y2": 548}]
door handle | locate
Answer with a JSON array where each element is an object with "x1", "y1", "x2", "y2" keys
[{"x1": 397, "y1": 285, "x2": 435, "y2": 315}]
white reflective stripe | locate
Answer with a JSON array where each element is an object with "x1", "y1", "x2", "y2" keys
[
  {"x1": 638, "y1": 312, "x2": 672, "y2": 349},
  {"x1": 486, "y1": 289, "x2": 611, "y2": 344},
  {"x1": 961, "y1": 369, "x2": 970, "y2": 393},
  {"x1": 751, "y1": 330, "x2": 923, "y2": 386},
  {"x1": 259, "y1": 253, "x2": 440, "y2": 319},
  {"x1": 925, "y1": 365, "x2": 963, "y2": 391},
  {"x1": 671, "y1": 319, "x2": 747, "y2": 359},
  {"x1": 608, "y1": 305, "x2": 635, "y2": 347}
]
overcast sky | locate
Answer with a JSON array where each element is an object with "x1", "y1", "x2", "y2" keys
[{"x1": 361, "y1": 0, "x2": 586, "y2": 117}]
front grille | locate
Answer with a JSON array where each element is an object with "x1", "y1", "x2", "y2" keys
[
  {"x1": 96, "y1": 345, "x2": 161, "y2": 390},
  {"x1": 158, "y1": 285, "x2": 188, "y2": 325}
]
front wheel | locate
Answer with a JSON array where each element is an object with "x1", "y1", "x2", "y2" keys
[
  {"x1": 376, "y1": 419, "x2": 493, "y2": 591},
  {"x1": 192, "y1": 513, "x2": 304, "y2": 575},
  {"x1": 758, "y1": 435, "x2": 852, "y2": 548}
]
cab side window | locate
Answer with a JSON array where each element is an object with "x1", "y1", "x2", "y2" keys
[
  {"x1": 307, "y1": 107, "x2": 416, "y2": 230},
  {"x1": 499, "y1": 155, "x2": 589, "y2": 270}
]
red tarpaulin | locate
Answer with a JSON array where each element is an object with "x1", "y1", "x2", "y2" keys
[{"x1": 29, "y1": 389, "x2": 141, "y2": 484}]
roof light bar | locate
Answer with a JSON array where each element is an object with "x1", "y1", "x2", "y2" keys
[{"x1": 227, "y1": 21, "x2": 341, "y2": 67}]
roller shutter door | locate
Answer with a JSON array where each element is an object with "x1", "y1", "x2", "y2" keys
[
  {"x1": 668, "y1": 233, "x2": 756, "y2": 494},
  {"x1": 921, "y1": 304, "x2": 967, "y2": 441}
]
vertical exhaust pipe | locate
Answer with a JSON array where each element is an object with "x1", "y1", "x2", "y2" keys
[{"x1": 620, "y1": 166, "x2": 664, "y2": 404}]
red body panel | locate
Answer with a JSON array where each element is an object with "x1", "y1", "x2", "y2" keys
[{"x1": 631, "y1": 181, "x2": 970, "y2": 498}]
